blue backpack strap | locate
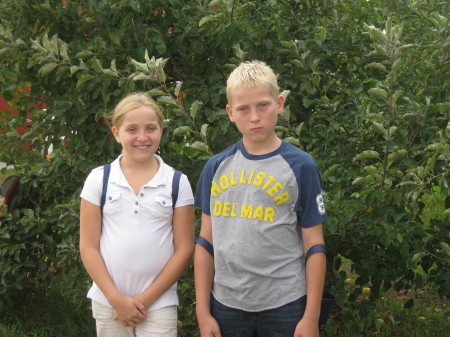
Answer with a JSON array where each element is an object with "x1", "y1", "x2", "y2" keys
[
  {"x1": 100, "y1": 164, "x2": 111, "y2": 213},
  {"x1": 195, "y1": 236, "x2": 214, "y2": 258},
  {"x1": 172, "y1": 170, "x2": 182, "y2": 210}
]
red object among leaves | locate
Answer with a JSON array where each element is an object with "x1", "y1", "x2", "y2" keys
[{"x1": 0, "y1": 93, "x2": 47, "y2": 149}]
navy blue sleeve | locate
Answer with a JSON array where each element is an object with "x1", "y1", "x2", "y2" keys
[
  {"x1": 295, "y1": 156, "x2": 327, "y2": 228},
  {"x1": 194, "y1": 158, "x2": 215, "y2": 215}
]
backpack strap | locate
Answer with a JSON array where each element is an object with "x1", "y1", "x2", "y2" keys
[
  {"x1": 172, "y1": 170, "x2": 182, "y2": 210},
  {"x1": 101, "y1": 165, "x2": 181, "y2": 212},
  {"x1": 100, "y1": 164, "x2": 111, "y2": 213}
]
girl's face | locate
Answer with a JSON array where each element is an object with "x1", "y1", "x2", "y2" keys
[{"x1": 112, "y1": 105, "x2": 163, "y2": 163}]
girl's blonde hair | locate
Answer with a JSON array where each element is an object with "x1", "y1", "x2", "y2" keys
[
  {"x1": 226, "y1": 61, "x2": 279, "y2": 103},
  {"x1": 111, "y1": 92, "x2": 164, "y2": 128}
]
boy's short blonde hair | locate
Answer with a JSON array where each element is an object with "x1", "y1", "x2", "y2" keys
[
  {"x1": 226, "y1": 61, "x2": 279, "y2": 103},
  {"x1": 112, "y1": 92, "x2": 164, "y2": 128}
]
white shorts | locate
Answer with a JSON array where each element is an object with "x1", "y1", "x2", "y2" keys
[{"x1": 92, "y1": 300, "x2": 177, "y2": 337}]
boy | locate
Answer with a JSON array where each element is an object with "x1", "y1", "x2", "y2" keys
[{"x1": 194, "y1": 61, "x2": 326, "y2": 337}]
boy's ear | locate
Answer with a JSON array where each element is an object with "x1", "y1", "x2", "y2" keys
[
  {"x1": 226, "y1": 104, "x2": 235, "y2": 122},
  {"x1": 277, "y1": 95, "x2": 285, "y2": 114}
]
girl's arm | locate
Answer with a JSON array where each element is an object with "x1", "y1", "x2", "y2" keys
[
  {"x1": 79, "y1": 198, "x2": 146, "y2": 326},
  {"x1": 295, "y1": 223, "x2": 326, "y2": 337},
  {"x1": 134, "y1": 204, "x2": 195, "y2": 309}
]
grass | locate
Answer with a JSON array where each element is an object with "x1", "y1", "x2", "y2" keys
[{"x1": 0, "y1": 287, "x2": 95, "y2": 337}]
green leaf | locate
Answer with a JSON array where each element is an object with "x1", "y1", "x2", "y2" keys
[
  {"x1": 387, "y1": 149, "x2": 407, "y2": 167},
  {"x1": 209, "y1": 0, "x2": 224, "y2": 6},
  {"x1": 201, "y1": 123, "x2": 208, "y2": 138},
  {"x1": 38, "y1": 62, "x2": 58, "y2": 76},
  {"x1": 190, "y1": 100, "x2": 202, "y2": 119},
  {"x1": 147, "y1": 89, "x2": 164, "y2": 97},
  {"x1": 132, "y1": 73, "x2": 155, "y2": 81},
  {"x1": 352, "y1": 176, "x2": 372, "y2": 185},
  {"x1": 103, "y1": 69, "x2": 118, "y2": 77},
  {"x1": 439, "y1": 242, "x2": 450, "y2": 255},
  {"x1": 285, "y1": 137, "x2": 299, "y2": 146},
  {"x1": 173, "y1": 126, "x2": 192, "y2": 136},
  {"x1": 156, "y1": 64, "x2": 166, "y2": 83},
  {"x1": 42, "y1": 33, "x2": 51, "y2": 53},
  {"x1": 110, "y1": 59, "x2": 118, "y2": 73},
  {"x1": 311, "y1": 58, "x2": 321, "y2": 71},
  {"x1": 314, "y1": 27, "x2": 327, "y2": 43},
  {"x1": 233, "y1": 43, "x2": 247, "y2": 60},
  {"x1": 412, "y1": 252, "x2": 426, "y2": 263},
  {"x1": 190, "y1": 141, "x2": 210, "y2": 152},
  {"x1": 280, "y1": 90, "x2": 290, "y2": 100},
  {"x1": 390, "y1": 23, "x2": 404, "y2": 41},
  {"x1": 290, "y1": 59, "x2": 304, "y2": 69},
  {"x1": 391, "y1": 57, "x2": 403, "y2": 76},
  {"x1": 322, "y1": 164, "x2": 341, "y2": 180},
  {"x1": 158, "y1": 96, "x2": 178, "y2": 106},
  {"x1": 368, "y1": 88, "x2": 388, "y2": 98},
  {"x1": 59, "y1": 42, "x2": 69, "y2": 61},
  {"x1": 367, "y1": 62, "x2": 386, "y2": 72},
  {"x1": 69, "y1": 66, "x2": 81, "y2": 75},
  {"x1": 199, "y1": 15, "x2": 218, "y2": 27},
  {"x1": 363, "y1": 165, "x2": 378, "y2": 174},
  {"x1": 30, "y1": 38, "x2": 47, "y2": 54},
  {"x1": 27, "y1": 54, "x2": 48, "y2": 69},
  {"x1": 174, "y1": 81, "x2": 183, "y2": 98},
  {"x1": 391, "y1": 90, "x2": 403, "y2": 106},
  {"x1": 128, "y1": 57, "x2": 149, "y2": 72},
  {"x1": 372, "y1": 122, "x2": 387, "y2": 136},
  {"x1": 75, "y1": 50, "x2": 93, "y2": 58},
  {"x1": 50, "y1": 34, "x2": 59, "y2": 56},
  {"x1": 76, "y1": 73, "x2": 94, "y2": 88},
  {"x1": 353, "y1": 150, "x2": 380, "y2": 161},
  {"x1": 282, "y1": 105, "x2": 290, "y2": 123},
  {"x1": 89, "y1": 57, "x2": 104, "y2": 74},
  {"x1": 363, "y1": 23, "x2": 389, "y2": 44}
]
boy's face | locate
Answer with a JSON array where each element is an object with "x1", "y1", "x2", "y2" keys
[{"x1": 226, "y1": 86, "x2": 284, "y2": 152}]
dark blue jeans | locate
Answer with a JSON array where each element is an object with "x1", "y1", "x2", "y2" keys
[{"x1": 210, "y1": 295, "x2": 307, "y2": 337}]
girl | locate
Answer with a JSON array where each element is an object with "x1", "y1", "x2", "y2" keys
[{"x1": 80, "y1": 92, "x2": 195, "y2": 337}]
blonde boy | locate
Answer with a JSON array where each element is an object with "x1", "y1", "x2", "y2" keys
[{"x1": 194, "y1": 61, "x2": 327, "y2": 337}]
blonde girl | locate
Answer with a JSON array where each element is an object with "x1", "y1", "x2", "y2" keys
[{"x1": 80, "y1": 92, "x2": 194, "y2": 337}]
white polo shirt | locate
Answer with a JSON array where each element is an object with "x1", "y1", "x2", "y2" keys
[{"x1": 80, "y1": 154, "x2": 194, "y2": 311}]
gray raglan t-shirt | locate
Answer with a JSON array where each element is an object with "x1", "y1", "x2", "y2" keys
[{"x1": 195, "y1": 139, "x2": 326, "y2": 311}]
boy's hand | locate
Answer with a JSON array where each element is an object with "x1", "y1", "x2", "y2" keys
[
  {"x1": 109, "y1": 294, "x2": 147, "y2": 327},
  {"x1": 198, "y1": 313, "x2": 222, "y2": 337},
  {"x1": 294, "y1": 318, "x2": 319, "y2": 337}
]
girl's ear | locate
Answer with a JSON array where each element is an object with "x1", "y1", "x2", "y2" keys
[{"x1": 111, "y1": 126, "x2": 121, "y2": 143}]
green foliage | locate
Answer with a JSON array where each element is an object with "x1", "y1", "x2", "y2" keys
[
  {"x1": 1, "y1": 0, "x2": 449, "y2": 334},
  {"x1": 0, "y1": 282, "x2": 95, "y2": 337}
]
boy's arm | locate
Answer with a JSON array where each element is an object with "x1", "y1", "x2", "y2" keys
[
  {"x1": 134, "y1": 204, "x2": 195, "y2": 309},
  {"x1": 194, "y1": 213, "x2": 221, "y2": 337},
  {"x1": 295, "y1": 223, "x2": 326, "y2": 337}
]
